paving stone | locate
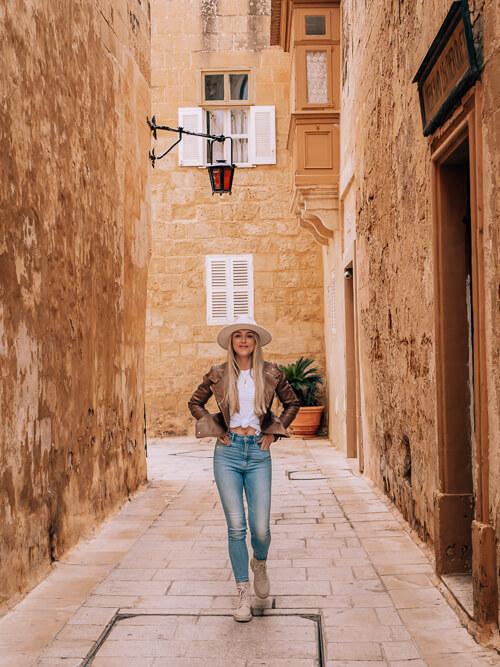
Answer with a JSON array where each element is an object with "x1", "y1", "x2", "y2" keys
[
  {"x1": 408, "y1": 626, "x2": 485, "y2": 655},
  {"x1": 306, "y1": 567, "x2": 355, "y2": 581},
  {"x1": 389, "y1": 588, "x2": 446, "y2": 608},
  {"x1": 324, "y1": 624, "x2": 394, "y2": 642},
  {"x1": 93, "y1": 659, "x2": 155, "y2": 666},
  {"x1": 425, "y1": 653, "x2": 500, "y2": 667},
  {"x1": 380, "y1": 574, "x2": 434, "y2": 590},
  {"x1": 325, "y1": 661, "x2": 387, "y2": 666},
  {"x1": 381, "y1": 641, "x2": 422, "y2": 660},
  {"x1": 326, "y1": 641, "x2": 383, "y2": 660},
  {"x1": 323, "y1": 608, "x2": 380, "y2": 627},
  {"x1": 375, "y1": 607, "x2": 404, "y2": 628},
  {"x1": 94, "y1": 580, "x2": 169, "y2": 596},
  {"x1": 266, "y1": 580, "x2": 332, "y2": 595},
  {"x1": 55, "y1": 623, "x2": 106, "y2": 641},
  {"x1": 83, "y1": 594, "x2": 139, "y2": 607},
  {"x1": 397, "y1": 605, "x2": 462, "y2": 629},
  {"x1": 152, "y1": 568, "x2": 231, "y2": 581},
  {"x1": 246, "y1": 660, "x2": 317, "y2": 666},
  {"x1": 97, "y1": 639, "x2": 189, "y2": 657},
  {"x1": 107, "y1": 568, "x2": 158, "y2": 581},
  {"x1": 33, "y1": 659, "x2": 82, "y2": 667},
  {"x1": 151, "y1": 660, "x2": 245, "y2": 667},
  {"x1": 37, "y1": 639, "x2": 93, "y2": 658},
  {"x1": 0, "y1": 652, "x2": 40, "y2": 667}
]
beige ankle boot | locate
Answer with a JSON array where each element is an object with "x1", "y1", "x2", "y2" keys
[
  {"x1": 234, "y1": 582, "x2": 252, "y2": 622},
  {"x1": 250, "y1": 557, "x2": 270, "y2": 599}
]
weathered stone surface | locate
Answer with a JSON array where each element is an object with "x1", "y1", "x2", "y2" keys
[
  {"x1": 339, "y1": 0, "x2": 500, "y2": 557},
  {"x1": 0, "y1": 0, "x2": 151, "y2": 612}
]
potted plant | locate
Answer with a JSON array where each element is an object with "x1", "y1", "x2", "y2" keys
[{"x1": 279, "y1": 357, "x2": 324, "y2": 437}]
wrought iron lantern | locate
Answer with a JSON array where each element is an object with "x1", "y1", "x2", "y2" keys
[
  {"x1": 147, "y1": 116, "x2": 236, "y2": 195},
  {"x1": 206, "y1": 138, "x2": 235, "y2": 195}
]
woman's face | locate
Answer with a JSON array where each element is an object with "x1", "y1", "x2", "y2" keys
[{"x1": 232, "y1": 329, "x2": 256, "y2": 358}]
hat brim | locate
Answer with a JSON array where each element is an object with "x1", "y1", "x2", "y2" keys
[{"x1": 217, "y1": 323, "x2": 272, "y2": 350}]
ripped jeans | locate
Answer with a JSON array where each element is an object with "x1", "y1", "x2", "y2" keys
[{"x1": 213, "y1": 431, "x2": 272, "y2": 583}]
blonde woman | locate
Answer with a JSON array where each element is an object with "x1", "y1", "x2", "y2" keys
[{"x1": 188, "y1": 316, "x2": 299, "y2": 622}]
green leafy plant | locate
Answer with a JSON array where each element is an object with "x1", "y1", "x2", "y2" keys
[{"x1": 279, "y1": 357, "x2": 323, "y2": 407}]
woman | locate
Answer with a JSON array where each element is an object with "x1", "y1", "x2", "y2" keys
[{"x1": 188, "y1": 315, "x2": 300, "y2": 622}]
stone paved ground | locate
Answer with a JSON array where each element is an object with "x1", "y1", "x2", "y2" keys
[{"x1": 0, "y1": 438, "x2": 499, "y2": 667}]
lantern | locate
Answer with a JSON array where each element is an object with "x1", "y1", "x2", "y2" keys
[{"x1": 207, "y1": 138, "x2": 236, "y2": 195}]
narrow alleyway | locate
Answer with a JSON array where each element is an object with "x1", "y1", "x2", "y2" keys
[{"x1": 1, "y1": 439, "x2": 498, "y2": 667}]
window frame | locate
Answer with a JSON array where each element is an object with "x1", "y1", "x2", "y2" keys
[
  {"x1": 296, "y1": 45, "x2": 336, "y2": 110},
  {"x1": 200, "y1": 69, "x2": 254, "y2": 106}
]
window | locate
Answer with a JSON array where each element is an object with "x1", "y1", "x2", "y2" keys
[
  {"x1": 176, "y1": 70, "x2": 275, "y2": 167},
  {"x1": 306, "y1": 50, "x2": 328, "y2": 104},
  {"x1": 295, "y1": 45, "x2": 336, "y2": 110},
  {"x1": 203, "y1": 72, "x2": 249, "y2": 104},
  {"x1": 178, "y1": 106, "x2": 276, "y2": 167},
  {"x1": 305, "y1": 15, "x2": 326, "y2": 36},
  {"x1": 206, "y1": 255, "x2": 254, "y2": 325},
  {"x1": 206, "y1": 108, "x2": 249, "y2": 164}
]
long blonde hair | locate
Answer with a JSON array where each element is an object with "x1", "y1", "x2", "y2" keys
[{"x1": 226, "y1": 332, "x2": 266, "y2": 416}]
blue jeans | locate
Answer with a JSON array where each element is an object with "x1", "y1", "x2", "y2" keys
[{"x1": 213, "y1": 431, "x2": 272, "y2": 583}]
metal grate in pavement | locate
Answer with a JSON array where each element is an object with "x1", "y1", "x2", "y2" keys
[{"x1": 80, "y1": 611, "x2": 325, "y2": 666}]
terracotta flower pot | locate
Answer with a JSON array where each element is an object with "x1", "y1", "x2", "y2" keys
[{"x1": 290, "y1": 405, "x2": 324, "y2": 437}]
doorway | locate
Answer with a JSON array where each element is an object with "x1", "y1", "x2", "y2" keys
[
  {"x1": 344, "y1": 255, "x2": 362, "y2": 470},
  {"x1": 432, "y1": 99, "x2": 497, "y2": 625},
  {"x1": 433, "y1": 133, "x2": 474, "y2": 575}
]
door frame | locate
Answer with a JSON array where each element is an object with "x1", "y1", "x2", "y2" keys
[{"x1": 431, "y1": 84, "x2": 497, "y2": 626}]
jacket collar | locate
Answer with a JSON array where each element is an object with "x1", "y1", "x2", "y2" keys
[{"x1": 209, "y1": 362, "x2": 281, "y2": 418}]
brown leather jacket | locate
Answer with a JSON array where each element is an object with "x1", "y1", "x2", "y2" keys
[{"x1": 188, "y1": 361, "x2": 300, "y2": 439}]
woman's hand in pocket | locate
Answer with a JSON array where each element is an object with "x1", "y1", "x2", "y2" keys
[
  {"x1": 258, "y1": 434, "x2": 275, "y2": 450},
  {"x1": 219, "y1": 432, "x2": 230, "y2": 445}
]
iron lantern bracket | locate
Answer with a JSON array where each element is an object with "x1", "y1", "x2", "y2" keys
[{"x1": 147, "y1": 115, "x2": 229, "y2": 168}]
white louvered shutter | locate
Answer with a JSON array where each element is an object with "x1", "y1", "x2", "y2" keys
[
  {"x1": 231, "y1": 256, "x2": 253, "y2": 318},
  {"x1": 207, "y1": 257, "x2": 229, "y2": 324},
  {"x1": 206, "y1": 255, "x2": 253, "y2": 324},
  {"x1": 249, "y1": 106, "x2": 276, "y2": 165},
  {"x1": 178, "y1": 107, "x2": 204, "y2": 166}
]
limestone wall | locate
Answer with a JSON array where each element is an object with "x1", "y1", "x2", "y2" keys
[
  {"x1": 147, "y1": 0, "x2": 326, "y2": 436},
  {"x1": 0, "y1": 1, "x2": 151, "y2": 611},
  {"x1": 341, "y1": 0, "x2": 499, "y2": 546},
  {"x1": 475, "y1": 0, "x2": 500, "y2": 600}
]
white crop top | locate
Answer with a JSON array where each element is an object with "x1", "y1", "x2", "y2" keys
[{"x1": 229, "y1": 369, "x2": 260, "y2": 431}]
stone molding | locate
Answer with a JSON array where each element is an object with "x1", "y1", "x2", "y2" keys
[{"x1": 290, "y1": 184, "x2": 339, "y2": 245}]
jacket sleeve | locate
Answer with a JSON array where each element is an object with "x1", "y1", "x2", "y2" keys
[
  {"x1": 188, "y1": 368, "x2": 214, "y2": 421},
  {"x1": 275, "y1": 369, "x2": 300, "y2": 429}
]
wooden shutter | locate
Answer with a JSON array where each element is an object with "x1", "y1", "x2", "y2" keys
[
  {"x1": 231, "y1": 256, "x2": 253, "y2": 318},
  {"x1": 178, "y1": 107, "x2": 204, "y2": 166},
  {"x1": 207, "y1": 257, "x2": 229, "y2": 325},
  {"x1": 206, "y1": 255, "x2": 253, "y2": 324},
  {"x1": 249, "y1": 106, "x2": 276, "y2": 165}
]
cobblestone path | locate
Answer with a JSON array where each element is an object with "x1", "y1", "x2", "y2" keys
[{"x1": 1, "y1": 438, "x2": 498, "y2": 666}]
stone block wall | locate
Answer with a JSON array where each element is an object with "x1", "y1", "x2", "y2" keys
[
  {"x1": 147, "y1": 0, "x2": 326, "y2": 436},
  {"x1": 0, "y1": 0, "x2": 151, "y2": 611},
  {"x1": 341, "y1": 0, "x2": 499, "y2": 547}
]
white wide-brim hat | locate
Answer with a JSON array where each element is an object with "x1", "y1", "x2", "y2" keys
[{"x1": 217, "y1": 315, "x2": 272, "y2": 350}]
